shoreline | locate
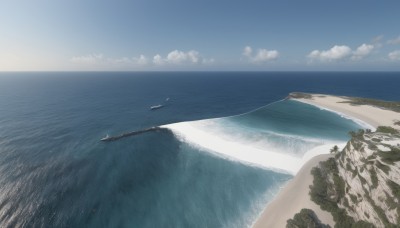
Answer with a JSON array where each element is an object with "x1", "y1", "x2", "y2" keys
[
  {"x1": 252, "y1": 93, "x2": 400, "y2": 228},
  {"x1": 292, "y1": 94, "x2": 399, "y2": 130},
  {"x1": 252, "y1": 154, "x2": 335, "y2": 228}
]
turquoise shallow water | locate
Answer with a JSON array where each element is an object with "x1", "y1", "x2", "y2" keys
[{"x1": 0, "y1": 72, "x2": 399, "y2": 227}]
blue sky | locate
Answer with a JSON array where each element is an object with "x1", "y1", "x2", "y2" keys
[{"x1": 1, "y1": 0, "x2": 400, "y2": 71}]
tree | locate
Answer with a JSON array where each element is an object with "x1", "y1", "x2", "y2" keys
[{"x1": 330, "y1": 145, "x2": 339, "y2": 154}]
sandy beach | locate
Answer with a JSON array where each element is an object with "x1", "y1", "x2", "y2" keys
[
  {"x1": 252, "y1": 154, "x2": 335, "y2": 228},
  {"x1": 293, "y1": 94, "x2": 400, "y2": 130},
  {"x1": 253, "y1": 94, "x2": 399, "y2": 228}
]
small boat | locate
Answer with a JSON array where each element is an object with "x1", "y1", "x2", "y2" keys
[
  {"x1": 101, "y1": 134, "x2": 110, "y2": 141},
  {"x1": 150, "y1": 105, "x2": 163, "y2": 110}
]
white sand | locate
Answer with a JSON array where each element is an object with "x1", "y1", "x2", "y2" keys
[
  {"x1": 252, "y1": 154, "x2": 335, "y2": 228},
  {"x1": 293, "y1": 94, "x2": 400, "y2": 130},
  {"x1": 253, "y1": 94, "x2": 399, "y2": 228}
]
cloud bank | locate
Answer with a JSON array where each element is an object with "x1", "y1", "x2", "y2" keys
[
  {"x1": 352, "y1": 44, "x2": 374, "y2": 60},
  {"x1": 71, "y1": 50, "x2": 213, "y2": 69},
  {"x1": 308, "y1": 43, "x2": 374, "y2": 62},
  {"x1": 70, "y1": 53, "x2": 148, "y2": 67},
  {"x1": 70, "y1": 54, "x2": 105, "y2": 64},
  {"x1": 152, "y1": 50, "x2": 213, "y2": 65},
  {"x1": 243, "y1": 46, "x2": 279, "y2": 63}
]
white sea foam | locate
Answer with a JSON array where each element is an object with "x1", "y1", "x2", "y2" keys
[{"x1": 162, "y1": 120, "x2": 345, "y2": 175}]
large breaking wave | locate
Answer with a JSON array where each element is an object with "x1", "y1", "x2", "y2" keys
[{"x1": 162, "y1": 100, "x2": 367, "y2": 175}]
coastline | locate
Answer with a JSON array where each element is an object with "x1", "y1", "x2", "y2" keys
[
  {"x1": 292, "y1": 94, "x2": 400, "y2": 130},
  {"x1": 252, "y1": 154, "x2": 335, "y2": 228},
  {"x1": 253, "y1": 93, "x2": 400, "y2": 228}
]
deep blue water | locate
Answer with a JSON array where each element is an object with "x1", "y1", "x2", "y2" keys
[{"x1": 0, "y1": 72, "x2": 399, "y2": 227}]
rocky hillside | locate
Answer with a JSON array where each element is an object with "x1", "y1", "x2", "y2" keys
[{"x1": 303, "y1": 127, "x2": 400, "y2": 228}]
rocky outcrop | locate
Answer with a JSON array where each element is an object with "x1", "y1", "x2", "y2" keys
[{"x1": 309, "y1": 127, "x2": 400, "y2": 227}]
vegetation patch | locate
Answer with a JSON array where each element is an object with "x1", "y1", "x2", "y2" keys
[
  {"x1": 358, "y1": 174, "x2": 367, "y2": 186},
  {"x1": 371, "y1": 138, "x2": 382, "y2": 143},
  {"x1": 369, "y1": 168, "x2": 378, "y2": 189},
  {"x1": 286, "y1": 208, "x2": 331, "y2": 228},
  {"x1": 387, "y1": 180, "x2": 400, "y2": 201},
  {"x1": 376, "y1": 126, "x2": 399, "y2": 134},
  {"x1": 384, "y1": 192, "x2": 398, "y2": 210},
  {"x1": 308, "y1": 127, "x2": 400, "y2": 227},
  {"x1": 377, "y1": 149, "x2": 400, "y2": 164},
  {"x1": 340, "y1": 97, "x2": 400, "y2": 113},
  {"x1": 375, "y1": 161, "x2": 391, "y2": 174},
  {"x1": 349, "y1": 130, "x2": 366, "y2": 141},
  {"x1": 349, "y1": 193, "x2": 358, "y2": 204},
  {"x1": 351, "y1": 167, "x2": 358, "y2": 178},
  {"x1": 309, "y1": 158, "x2": 375, "y2": 227},
  {"x1": 365, "y1": 194, "x2": 396, "y2": 227},
  {"x1": 288, "y1": 92, "x2": 313, "y2": 99}
]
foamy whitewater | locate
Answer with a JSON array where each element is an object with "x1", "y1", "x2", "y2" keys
[{"x1": 163, "y1": 99, "x2": 367, "y2": 175}]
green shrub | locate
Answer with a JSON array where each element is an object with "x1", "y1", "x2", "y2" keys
[
  {"x1": 288, "y1": 92, "x2": 313, "y2": 99},
  {"x1": 371, "y1": 138, "x2": 382, "y2": 142},
  {"x1": 352, "y1": 220, "x2": 375, "y2": 228},
  {"x1": 358, "y1": 174, "x2": 367, "y2": 186},
  {"x1": 370, "y1": 168, "x2": 378, "y2": 189},
  {"x1": 376, "y1": 126, "x2": 399, "y2": 134},
  {"x1": 387, "y1": 180, "x2": 400, "y2": 201},
  {"x1": 377, "y1": 149, "x2": 400, "y2": 164},
  {"x1": 365, "y1": 194, "x2": 395, "y2": 227},
  {"x1": 286, "y1": 208, "x2": 331, "y2": 228},
  {"x1": 309, "y1": 160, "x2": 364, "y2": 228},
  {"x1": 349, "y1": 194, "x2": 357, "y2": 204},
  {"x1": 375, "y1": 161, "x2": 391, "y2": 174},
  {"x1": 340, "y1": 97, "x2": 400, "y2": 113}
]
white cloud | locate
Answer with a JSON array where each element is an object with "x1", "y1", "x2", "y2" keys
[
  {"x1": 243, "y1": 46, "x2": 253, "y2": 57},
  {"x1": 135, "y1": 55, "x2": 148, "y2": 65},
  {"x1": 387, "y1": 36, "x2": 400, "y2": 45},
  {"x1": 352, "y1": 43, "x2": 374, "y2": 60},
  {"x1": 308, "y1": 44, "x2": 375, "y2": 62},
  {"x1": 71, "y1": 54, "x2": 149, "y2": 68},
  {"x1": 152, "y1": 54, "x2": 164, "y2": 65},
  {"x1": 71, "y1": 50, "x2": 212, "y2": 69},
  {"x1": 308, "y1": 45, "x2": 352, "y2": 61},
  {"x1": 153, "y1": 50, "x2": 210, "y2": 65},
  {"x1": 388, "y1": 50, "x2": 400, "y2": 61},
  {"x1": 111, "y1": 55, "x2": 149, "y2": 66},
  {"x1": 243, "y1": 46, "x2": 279, "y2": 63},
  {"x1": 166, "y1": 50, "x2": 200, "y2": 64},
  {"x1": 70, "y1": 53, "x2": 104, "y2": 64},
  {"x1": 254, "y1": 49, "x2": 279, "y2": 62}
]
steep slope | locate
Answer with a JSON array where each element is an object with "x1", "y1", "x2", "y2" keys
[{"x1": 307, "y1": 127, "x2": 400, "y2": 227}]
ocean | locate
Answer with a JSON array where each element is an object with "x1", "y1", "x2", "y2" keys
[{"x1": 0, "y1": 72, "x2": 399, "y2": 227}]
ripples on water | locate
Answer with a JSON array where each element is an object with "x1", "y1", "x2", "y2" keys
[{"x1": 0, "y1": 72, "x2": 399, "y2": 227}]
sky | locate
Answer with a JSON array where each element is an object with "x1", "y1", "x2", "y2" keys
[{"x1": 1, "y1": 0, "x2": 400, "y2": 71}]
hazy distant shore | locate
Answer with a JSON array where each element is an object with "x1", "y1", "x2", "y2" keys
[{"x1": 253, "y1": 93, "x2": 400, "y2": 228}]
